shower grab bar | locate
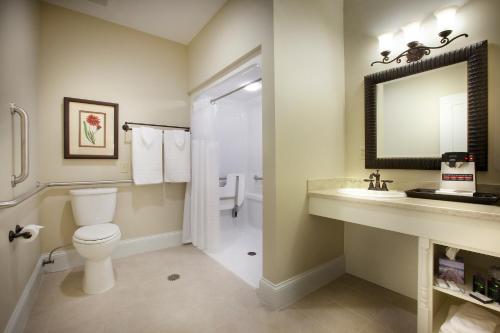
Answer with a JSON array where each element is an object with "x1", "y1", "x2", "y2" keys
[
  {"x1": 10, "y1": 103, "x2": 30, "y2": 187},
  {"x1": 0, "y1": 179, "x2": 133, "y2": 209},
  {"x1": 221, "y1": 175, "x2": 263, "y2": 181},
  {"x1": 233, "y1": 175, "x2": 239, "y2": 218}
]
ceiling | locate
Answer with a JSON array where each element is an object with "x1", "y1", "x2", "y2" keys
[{"x1": 44, "y1": 0, "x2": 228, "y2": 45}]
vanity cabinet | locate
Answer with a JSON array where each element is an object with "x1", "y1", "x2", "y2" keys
[{"x1": 308, "y1": 186, "x2": 500, "y2": 333}]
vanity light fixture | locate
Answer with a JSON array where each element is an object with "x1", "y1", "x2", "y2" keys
[{"x1": 371, "y1": 6, "x2": 468, "y2": 66}]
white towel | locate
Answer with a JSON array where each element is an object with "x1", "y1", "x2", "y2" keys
[
  {"x1": 440, "y1": 303, "x2": 500, "y2": 333},
  {"x1": 132, "y1": 127, "x2": 163, "y2": 185},
  {"x1": 163, "y1": 130, "x2": 191, "y2": 182},
  {"x1": 219, "y1": 173, "x2": 245, "y2": 210}
]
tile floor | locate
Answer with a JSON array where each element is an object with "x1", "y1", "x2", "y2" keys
[{"x1": 25, "y1": 245, "x2": 416, "y2": 333}]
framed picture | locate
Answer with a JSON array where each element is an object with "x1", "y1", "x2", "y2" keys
[{"x1": 64, "y1": 97, "x2": 119, "y2": 159}]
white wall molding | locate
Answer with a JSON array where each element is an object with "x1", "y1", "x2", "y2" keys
[
  {"x1": 42, "y1": 230, "x2": 182, "y2": 273},
  {"x1": 257, "y1": 255, "x2": 345, "y2": 310},
  {"x1": 3, "y1": 257, "x2": 43, "y2": 333}
]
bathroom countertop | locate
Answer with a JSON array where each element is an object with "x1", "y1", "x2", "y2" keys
[{"x1": 308, "y1": 188, "x2": 500, "y2": 223}]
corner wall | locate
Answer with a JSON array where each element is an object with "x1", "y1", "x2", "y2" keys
[
  {"x1": 271, "y1": 0, "x2": 345, "y2": 283},
  {"x1": 188, "y1": 0, "x2": 346, "y2": 284},
  {"x1": 186, "y1": 0, "x2": 278, "y2": 281},
  {"x1": 0, "y1": 1, "x2": 41, "y2": 330},
  {"x1": 37, "y1": 3, "x2": 189, "y2": 252}
]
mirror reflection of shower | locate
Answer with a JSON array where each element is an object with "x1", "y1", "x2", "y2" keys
[{"x1": 196, "y1": 57, "x2": 262, "y2": 288}]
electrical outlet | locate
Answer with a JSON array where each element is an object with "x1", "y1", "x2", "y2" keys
[{"x1": 118, "y1": 162, "x2": 129, "y2": 174}]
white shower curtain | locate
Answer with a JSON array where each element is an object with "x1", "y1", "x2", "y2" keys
[{"x1": 182, "y1": 97, "x2": 220, "y2": 252}]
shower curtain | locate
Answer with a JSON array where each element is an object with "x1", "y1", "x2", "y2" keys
[{"x1": 182, "y1": 97, "x2": 220, "y2": 252}]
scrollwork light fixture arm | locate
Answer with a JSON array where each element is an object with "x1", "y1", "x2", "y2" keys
[{"x1": 371, "y1": 32, "x2": 469, "y2": 66}]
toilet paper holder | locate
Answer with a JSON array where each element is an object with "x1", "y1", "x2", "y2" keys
[{"x1": 8, "y1": 225, "x2": 32, "y2": 242}]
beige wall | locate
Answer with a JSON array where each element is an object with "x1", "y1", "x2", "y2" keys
[
  {"x1": 37, "y1": 3, "x2": 189, "y2": 251},
  {"x1": 187, "y1": 0, "x2": 273, "y2": 92},
  {"x1": 271, "y1": 0, "x2": 345, "y2": 282},
  {"x1": 187, "y1": 0, "x2": 280, "y2": 282},
  {"x1": 0, "y1": 0, "x2": 41, "y2": 330},
  {"x1": 345, "y1": 0, "x2": 500, "y2": 184},
  {"x1": 344, "y1": 0, "x2": 500, "y2": 298},
  {"x1": 345, "y1": 224, "x2": 418, "y2": 299},
  {"x1": 0, "y1": 198, "x2": 41, "y2": 331},
  {"x1": 188, "y1": 0, "x2": 346, "y2": 283},
  {"x1": 0, "y1": 0, "x2": 39, "y2": 200}
]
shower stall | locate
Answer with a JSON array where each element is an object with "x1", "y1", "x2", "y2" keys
[{"x1": 188, "y1": 59, "x2": 263, "y2": 288}]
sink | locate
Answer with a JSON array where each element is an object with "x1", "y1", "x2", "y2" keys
[{"x1": 337, "y1": 188, "x2": 407, "y2": 198}]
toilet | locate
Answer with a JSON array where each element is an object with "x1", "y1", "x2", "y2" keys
[{"x1": 70, "y1": 187, "x2": 121, "y2": 294}]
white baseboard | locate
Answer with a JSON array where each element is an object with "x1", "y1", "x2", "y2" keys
[
  {"x1": 3, "y1": 257, "x2": 43, "y2": 333},
  {"x1": 42, "y1": 230, "x2": 182, "y2": 273},
  {"x1": 257, "y1": 255, "x2": 345, "y2": 310}
]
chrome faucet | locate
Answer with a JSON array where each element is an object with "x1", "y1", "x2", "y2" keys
[{"x1": 364, "y1": 170, "x2": 393, "y2": 191}]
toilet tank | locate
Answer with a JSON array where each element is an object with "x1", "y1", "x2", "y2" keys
[{"x1": 70, "y1": 188, "x2": 117, "y2": 226}]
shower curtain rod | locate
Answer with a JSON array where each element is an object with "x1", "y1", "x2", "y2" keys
[{"x1": 210, "y1": 78, "x2": 262, "y2": 104}]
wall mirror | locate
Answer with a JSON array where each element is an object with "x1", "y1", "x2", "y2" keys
[{"x1": 365, "y1": 40, "x2": 488, "y2": 171}]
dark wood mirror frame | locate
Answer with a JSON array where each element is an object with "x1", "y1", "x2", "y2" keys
[{"x1": 364, "y1": 40, "x2": 488, "y2": 171}]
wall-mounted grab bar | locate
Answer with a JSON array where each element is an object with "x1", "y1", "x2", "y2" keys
[
  {"x1": 10, "y1": 103, "x2": 29, "y2": 187},
  {"x1": 0, "y1": 179, "x2": 133, "y2": 209}
]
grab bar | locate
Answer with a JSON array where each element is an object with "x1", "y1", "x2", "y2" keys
[
  {"x1": 10, "y1": 103, "x2": 29, "y2": 187},
  {"x1": 0, "y1": 179, "x2": 133, "y2": 209},
  {"x1": 232, "y1": 175, "x2": 240, "y2": 218}
]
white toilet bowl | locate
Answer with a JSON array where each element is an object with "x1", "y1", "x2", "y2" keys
[
  {"x1": 70, "y1": 188, "x2": 120, "y2": 295},
  {"x1": 73, "y1": 223, "x2": 121, "y2": 294}
]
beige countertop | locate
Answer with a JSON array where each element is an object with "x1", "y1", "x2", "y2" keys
[{"x1": 308, "y1": 188, "x2": 500, "y2": 222}]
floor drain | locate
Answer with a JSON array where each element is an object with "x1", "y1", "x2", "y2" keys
[
  {"x1": 247, "y1": 252, "x2": 256, "y2": 256},
  {"x1": 167, "y1": 274, "x2": 180, "y2": 281}
]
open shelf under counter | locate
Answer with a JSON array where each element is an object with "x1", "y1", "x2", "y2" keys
[
  {"x1": 433, "y1": 243, "x2": 500, "y2": 312},
  {"x1": 432, "y1": 242, "x2": 500, "y2": 332},
  {"x1": 432, "y1": 300, "x2": 451, "y2": 333},
  {"x1": 433, "y1": 283, "x2": 500, "y2": 313},
  {"x1": 432, "y1": 298, "x2": 467, "y2": 333}
]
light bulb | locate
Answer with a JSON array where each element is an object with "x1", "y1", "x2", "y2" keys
[
  {"x1": 402, "y1": 22, "x2": 421, "y2": 44},
  {"x1": 378, "y1": 32, "x2": 394, "y2": 53},
  {"x1": 244, "y1": 81, "x2": 261, "y2": 92},
  {"x1": 435, "y1": 7, "x2": 457, "y2": 32}
]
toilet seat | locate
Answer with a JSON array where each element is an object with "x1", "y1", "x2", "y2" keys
[{"x1": 73, "y1": 224, "x2": 120, "y2": 244}]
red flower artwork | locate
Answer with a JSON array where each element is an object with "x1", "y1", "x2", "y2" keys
[
  {"x1": 83, "y1": 113, "x2": 102, "y2": 144},
  {"x1": 86, "y1": 114, "x2": 100, "y2": 127}
]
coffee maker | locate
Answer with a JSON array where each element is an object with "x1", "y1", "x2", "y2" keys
[
  {"x1": 437, "y1": 152, "x2": 476, "y2": 196},
  {"x1": 406, "y1": 152, "x2": 498, "y2": 204}
]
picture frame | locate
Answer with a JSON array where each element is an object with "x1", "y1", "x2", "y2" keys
[{"x1": 64, "y1": 97, "x2": 119, "y2": 159}]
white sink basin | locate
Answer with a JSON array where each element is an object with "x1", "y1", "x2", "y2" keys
[{"x1": 337, "y1": 188, "x2": 407, "y2": 198}]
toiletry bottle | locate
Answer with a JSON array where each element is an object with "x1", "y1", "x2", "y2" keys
[
  {"x1": 473, "y1": 274, "x2": 487, "y2": 295},
  {"x1": 487, "y1": 278, "x2": 500, "y2": 302}
]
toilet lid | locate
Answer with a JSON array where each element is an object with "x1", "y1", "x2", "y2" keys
[{"x1": 74, "y1": 224, "x2": 120, "y2": 241}]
